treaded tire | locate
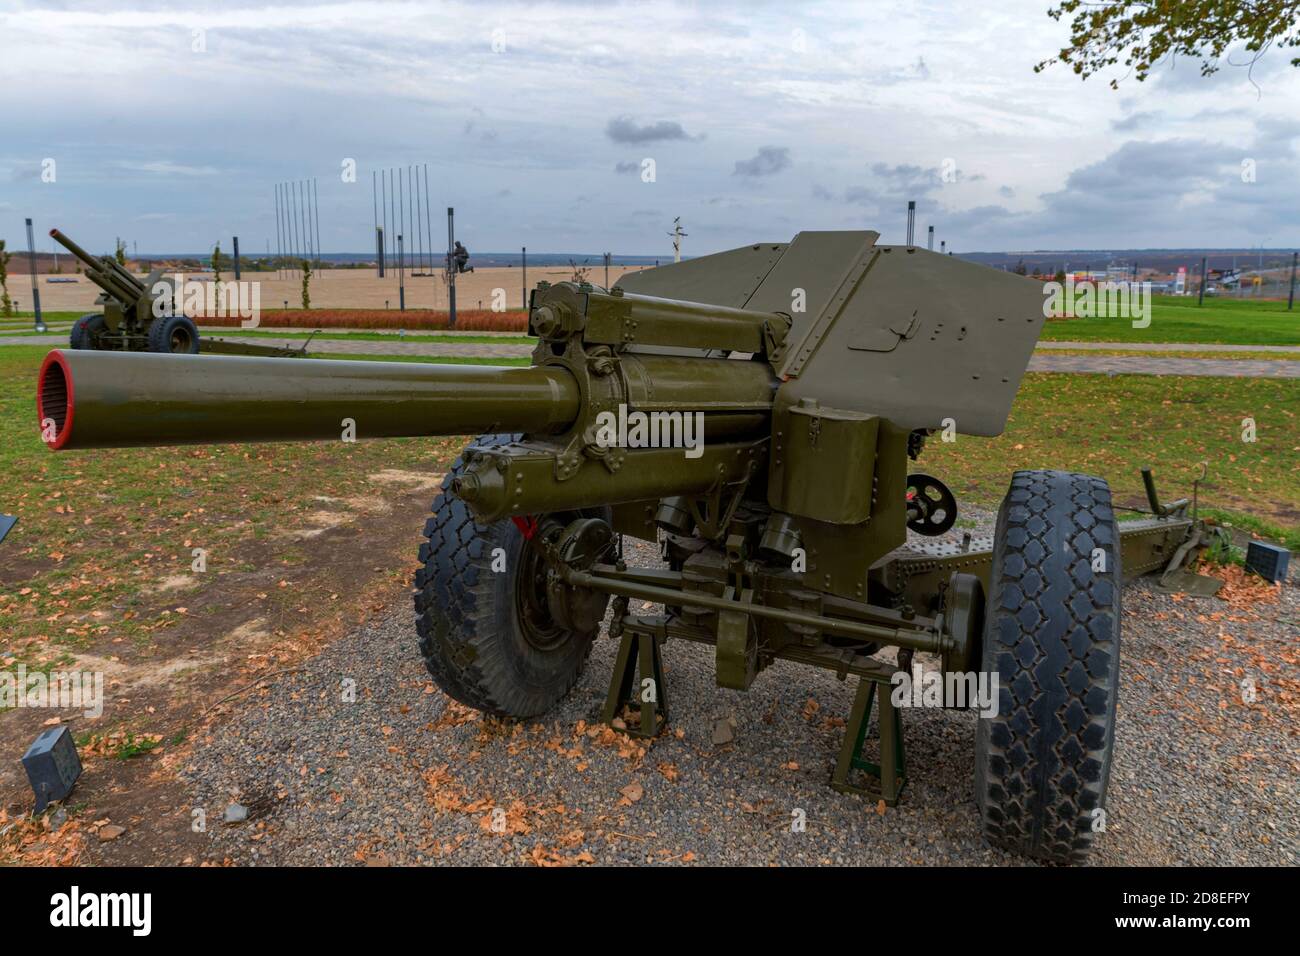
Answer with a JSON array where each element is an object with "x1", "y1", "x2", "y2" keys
[
  {"x1": 69, "y1": 314, "x2": 105, "y2": 349},
  {"x1": 148, "y1": 314, "x2": 200, "y2": 353},
  {"x1": 413, "y1": 434, "x2": 601, "y2": 718},
  {"x1": 975, "y1": 469, "x2": 1121, "y2": 864}
]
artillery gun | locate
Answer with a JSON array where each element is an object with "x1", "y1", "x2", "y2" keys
[
  {"x1": 50, "y1": 228, "x2": 308, "y2": 358},
  {"x1": 35, "y1": 230, "x2": 1221, "y2": 863}
]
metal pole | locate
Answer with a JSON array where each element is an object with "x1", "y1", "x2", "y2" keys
[
  {"x1": 313, "y1": 177, "x2": 322, "y2": 274},
  {"x1": 447, "y1": 207, "x2": 457, "y2": 326},
  {"x1": 522, "y1": 246, "x2": 527, "y2": 311},
  {"x1": 282, "y1": 181, "x2": 293, "y2": 276},
  {"x1": 1198, "y1": 255, "x2": 1207, "y2": 306},
  {"x1": 304, "y1": 179, "x2": 312, "y2": 269},
  {"x1": 388, "y1": 169, "x2": 396, "y2": 285},
  {"x1": 233, "y1": 236, "x2": 240, "y2": 281},
  {"x1": 1288, "y1": 252, "x2": 1297, "y2": 310},
  {"x1": 289, "y1": 181, "x2": 297, "y2": 271},
  {"x1": 604, "y1": 252, "x2": 610, "y2": 288},
  {"x1": 398, "y1": 234, "x2": 405, "y2": 311},
  {"x1": 414, "y1": 165, "x2": 424, "y2": 273},
  {"x1": 423, "y1": 164, "x2": 433, "y2": 273},
  {"x1": 300, "y1": 180, "x2": 311, "y2": 270},
  {"x1": 25, "y1": 218, "x2": 44, "y2": 332},
  {"x1": 274, "y1": 184, "x2": 283, "y2": 279},
  {"x1": 905, "y1": 200, "x2": 915, "y2": 248},
  {"x1": 407, "y1": 166, "x2": 416, "y2": 274},
  {"x1": 381, "y1": 169, "x2": 389, "y2": 276},
  {"x1": 288, "y1": 182, "x2": 298, "y2": 274},
  {"x1": 927, "y1": 225, "x2": 934, "y2": 251}
]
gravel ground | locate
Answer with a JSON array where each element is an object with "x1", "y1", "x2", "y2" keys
[{"x1": 181, "y1": 510, "x2": 1298, "y2": 866}]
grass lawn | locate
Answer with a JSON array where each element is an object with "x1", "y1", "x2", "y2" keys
[
  {"x1": 311, "y1": 352, "x2": 530, "y2": 366},
  {"x1": 0, "y1": 344, "x2": 464, "y2": 663},
  {"x1": 924, "y1": 372, "x2": 1298, "y2": 541},
  {"x1": 1040, "y1": 295, "x2": 1300, "y2": 345},
  {"x1": 218, "y1": 329, "x2": 535, "y2": 345},
  {"x1": 1043, "y1": 348, "x2": 1299, "y2": 361}
]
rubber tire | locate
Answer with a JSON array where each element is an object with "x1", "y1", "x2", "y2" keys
[
  {"x1": 413, "y1": 434, "x2": 600, "y2": 718},
  {"x1": 148, "y1": 314, "x2": 200, "y2": 354},
  {"x1": 69, "y1": 314, "x2": 106, "y2": 349},
  {"x1": 975, "y1": 469, "x2": 1121, "y2": 864}
]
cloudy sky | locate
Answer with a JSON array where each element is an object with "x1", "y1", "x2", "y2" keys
[{"x1": 2, "y1": 0, "x2": 1299, "y2": 257}]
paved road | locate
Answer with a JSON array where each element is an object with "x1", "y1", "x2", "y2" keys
[{"x1": 4, "y1": 334, "x2": 1298, "y2": 376}]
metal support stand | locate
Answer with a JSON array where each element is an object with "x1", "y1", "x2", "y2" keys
[
  {"x1": 601, "y1": 627, "x2": 669, "y2": 739},
  {"x1": 830, "y1": 675, "x2": 906, "y2": 805}
]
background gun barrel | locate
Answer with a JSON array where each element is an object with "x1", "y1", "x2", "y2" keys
[
  {"x1": 50, "y1": 228, "x2": 145, "y2": 300},
  {"x1": 38, "y1": 351, "x2": 582, "y2": 450},
  {"x1": 48, "y1": 228, "x2": 100, "y2": 268}
]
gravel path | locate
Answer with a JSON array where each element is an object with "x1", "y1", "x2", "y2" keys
[{"x1": 180, "y1": 511, "x2": 1298, "y2": 867}]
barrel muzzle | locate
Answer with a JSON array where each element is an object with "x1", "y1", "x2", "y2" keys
[{"x1": 36, "y1": 349, "x2": 582, "y2": 450}]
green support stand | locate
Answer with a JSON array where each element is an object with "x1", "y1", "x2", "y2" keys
[
  {"x1": 601, "y1": 628, "x2": 669, "y2": 739},
  {"x1": 830, "y1": 675, "x2": 906, "y2": 805}
]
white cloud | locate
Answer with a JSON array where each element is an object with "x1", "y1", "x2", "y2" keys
[{"x1": 2, "y1": 0, "x2": 1298, "y2": 254}]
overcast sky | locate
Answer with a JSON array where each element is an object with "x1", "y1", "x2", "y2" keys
[{"x1": 2, "y1": 0, "x2": 1299, "y2": 257}]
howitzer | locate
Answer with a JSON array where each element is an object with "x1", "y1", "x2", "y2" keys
[
  {"x1": 51, "y1": 227, "x2": 308, "y2": 358},
  {"x1": 35, "y1": 230, "x2": 1222, "y2": 864}
]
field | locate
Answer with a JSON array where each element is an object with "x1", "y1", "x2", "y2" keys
[
  {"x1": 5, "y1": 289, "x2": 1297, "y2": 347},
  {"x1": 2, "y1": 263, "x2": 652, "y2": 315},
  {"x1": 1040, "y1": 295, "x2": 1300, "y2": 345}
]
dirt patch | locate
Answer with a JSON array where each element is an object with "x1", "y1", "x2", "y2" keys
[
  {"x1": 368, "y1": 469, "x2": 446, "y2": 492},
  {"x1": 0, "y1": 475, "x2": 437, "y2": 865}
]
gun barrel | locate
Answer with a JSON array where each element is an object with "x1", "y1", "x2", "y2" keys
[
  {"x1": 37, "y1": 350, "x2": 776, "y2": 452},
  {"x1": 49, "y1": 228, "x2": 100, "y2": 268},
  {"x1": 50, "y1": 228, "x2": 145, "y2": 301},
  {"x1": 38, "y1": 351, "x2": 582, "y2": 450}
]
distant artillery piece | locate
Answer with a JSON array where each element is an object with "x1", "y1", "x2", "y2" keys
[{"x1": 51, "y1": 228, "x2": 308, "y2": 358}]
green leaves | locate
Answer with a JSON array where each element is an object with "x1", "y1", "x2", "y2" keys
[{"x1": 1039, "y1": 1, "x2": 1300, "y2": 87}]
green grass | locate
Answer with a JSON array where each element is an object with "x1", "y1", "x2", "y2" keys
[
  {"x1": 1040, "y1": 295, "x2": 1300, "y2": 345},
  {"x1": 109, "y1": 732, "x2": 163, "y2": 760},
  {"x1": 0, "y1": 310, "x2": 79, "y2": 336},
  {"x1": 1198, "y1": 508, "x2": 1300, "y2": 551},
  {"x1": 311, "y1": 352, "x2": 531, "y2": 366},
  {"x1": 212, "y1": 329, "x2": 535, "y2": 345},
  {"x1": 0, "y1": 344, "x2": 466, "y2": 659},
  {"x1": 926, "y1": 371, "x2": 1299, "y2": 529}
]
